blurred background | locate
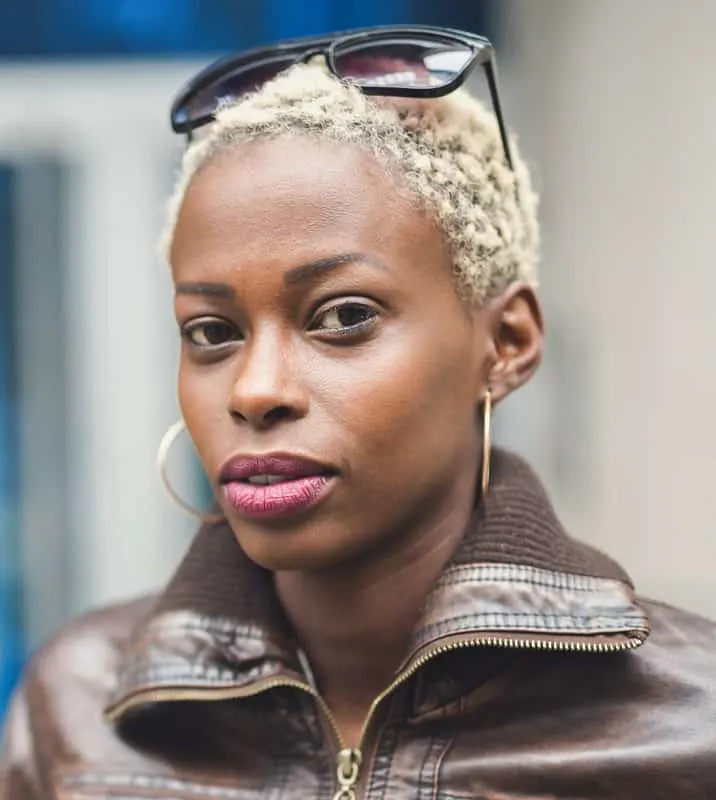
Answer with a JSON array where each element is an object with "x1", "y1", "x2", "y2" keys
[{"x1": 2, "y1": 0, "x2": 716, "y2": 716}]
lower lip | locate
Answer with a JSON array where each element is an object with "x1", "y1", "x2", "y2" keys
[{"x1": 222, "y1": 475, "x2": 334, "y2": 519}]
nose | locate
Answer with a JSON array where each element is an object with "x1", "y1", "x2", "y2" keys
[{"x1": 227, "y1": 328, "x2": 308, "y2": 430}]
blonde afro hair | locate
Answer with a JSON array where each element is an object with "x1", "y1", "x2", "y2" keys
[{"x1": 162, "y1": 63, "x2": 539, "y2": 303}]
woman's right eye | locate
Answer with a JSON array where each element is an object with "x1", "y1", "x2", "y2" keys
[{"x1": 182, "y1": 319, "x2": 239, "y2": 348}]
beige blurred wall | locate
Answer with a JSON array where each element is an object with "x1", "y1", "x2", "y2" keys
[{"x1": 502, "y1": 0, "x2": 716, "y2": 616}]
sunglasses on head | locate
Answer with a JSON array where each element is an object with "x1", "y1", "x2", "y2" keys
[{"x1": 170, "y1": 25, "x2": 513, "y2": 169}]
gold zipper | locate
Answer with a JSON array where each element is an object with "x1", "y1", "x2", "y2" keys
[
  {"x1": 333, "y1": 747, "x2": 363, "y2": 800},
  {"x1": 106, "y1": 628, "x2": 647, "y2": 800},
  {"x1": 104, "y1": 677, "x2": 312, "y2": 724},
  {"x1": 343, "y1": 627, "x2": 648, "y2": 794},
  {"x1": 105, "y1": 675, "x2": 358, "y2": 800}
]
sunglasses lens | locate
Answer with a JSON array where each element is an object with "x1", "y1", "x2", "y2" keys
[
  {"x1": 333, "y1": 39, "x2": 473, "y2": 91},
  {"x1": 174, "y1": 58, "x2": 295, "y2": 130}
]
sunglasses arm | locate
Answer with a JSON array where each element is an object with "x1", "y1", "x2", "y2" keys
[{"x1": 483, "y1": 57, "x2": 514, "y2": 171}]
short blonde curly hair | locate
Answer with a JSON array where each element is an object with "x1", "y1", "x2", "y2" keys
[{"x1": 162, "y1": 63, "x2": 539, "y2": 302}]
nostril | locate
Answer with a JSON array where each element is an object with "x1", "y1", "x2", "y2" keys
[
  {"x1": 229, "y1": 404, "x2": 295, "y2": 427},
  {"x1": 264, "y1": 405, "x2": 293, "y2": 425}
]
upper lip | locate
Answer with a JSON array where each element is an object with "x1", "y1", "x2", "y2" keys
[{"x1": 218, "y1": 452, "x2": 335, "y2": 483}]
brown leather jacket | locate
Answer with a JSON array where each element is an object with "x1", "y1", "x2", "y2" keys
[{"x1": 3, "y1": 451, "x2": 716, "y2": 799}]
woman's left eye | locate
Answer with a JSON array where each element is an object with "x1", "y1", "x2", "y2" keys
[{"x1": 311, "y1": 302, "x2": 378, "y2": 335}]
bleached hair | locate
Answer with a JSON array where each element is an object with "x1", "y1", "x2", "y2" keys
[{"x1": 162, "y1": 63, "x2": 539, "y2": 302}]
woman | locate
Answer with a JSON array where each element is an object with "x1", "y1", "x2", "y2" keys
[{"x1": 2, "y1": 25, "x2": 716, "y2": 800}]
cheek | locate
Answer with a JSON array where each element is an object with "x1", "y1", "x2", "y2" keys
[
  {"x1": 315, "y1": 326, "x2": 480, "y2": 460},
  {"x1": 178, "y1": 364, "x2": 227, "y2": 462}
]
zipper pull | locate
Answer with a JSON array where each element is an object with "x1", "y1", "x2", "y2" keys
[{"x1": 333, "y1": 747, "x2": 362, "y2": 800}]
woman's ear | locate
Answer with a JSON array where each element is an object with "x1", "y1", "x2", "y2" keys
[{"x1": 482, "y1": 282, "x2": 544, "y2": 403}]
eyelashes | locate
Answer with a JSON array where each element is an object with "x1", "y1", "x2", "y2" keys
[
  {"x1": 309, "y1": 301, "x2": 378, "y2": 336},
  {"x1": 182, "y1": 319, "x2": 239, "y2": 347}
]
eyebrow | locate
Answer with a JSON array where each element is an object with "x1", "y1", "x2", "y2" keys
[
  {"x1": 174, "y1": 253, "x2": 387, "y2": 298},
  {"x1": 175, "y1": 282, "x2": 235, "y2": 298},
  {"x1": 283, "y1": 252, "x2": 387, "y2": 286}
]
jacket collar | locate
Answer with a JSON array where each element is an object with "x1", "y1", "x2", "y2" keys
[{"x1": 106, "y1": 449, "x2": 650, "y2": 720}]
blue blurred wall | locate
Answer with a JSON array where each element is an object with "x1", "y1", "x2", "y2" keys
[
  {"x1": 0, "y1": 169, "x2": 22, "y2": 714},
  {"x1": 0, "y1": 0, "x2": 494, "y2": 57}
]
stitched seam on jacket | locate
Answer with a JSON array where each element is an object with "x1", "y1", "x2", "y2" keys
[
  {"x1": 60, "y1": 772, "x2": 252, "y2": 798},
  {"x1": 436, "y1": 564, "x2": 631, "y2": 593},
  {"x1": 418, "y1": 612, "x2": 647, "y2": 640}
]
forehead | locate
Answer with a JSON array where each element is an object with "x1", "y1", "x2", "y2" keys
[{"x1": 170, "y1": 136, "x2": 446, "y2": 276}]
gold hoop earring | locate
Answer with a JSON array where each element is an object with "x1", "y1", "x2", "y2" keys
[
  {"x1": 157, "y1": 419, "x2": 224, "y2": 524},
  {"x1": 481, "y1": 389, "x2": 493, "y2": 496}
]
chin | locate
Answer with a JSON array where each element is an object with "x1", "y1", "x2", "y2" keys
[{"x1": 230, "y1": 525, "x2": 351, "y2": 574}]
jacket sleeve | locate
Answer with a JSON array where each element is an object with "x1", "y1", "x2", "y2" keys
[{"x1": 0, "y1": 675, "x2": 45, "y2": 800}]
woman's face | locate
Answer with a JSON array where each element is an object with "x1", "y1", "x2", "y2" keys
[{"x1": 171, "y1": 136, "x2": 526, "y2": 572}]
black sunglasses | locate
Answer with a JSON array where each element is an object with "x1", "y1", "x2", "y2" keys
[{"x1": 170, "y1": 25, "x2": 513, "y2": 170}]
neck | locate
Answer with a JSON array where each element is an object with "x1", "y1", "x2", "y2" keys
[{"x1": 274, "y1": 469, "x2": 478, "y2": 743}]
